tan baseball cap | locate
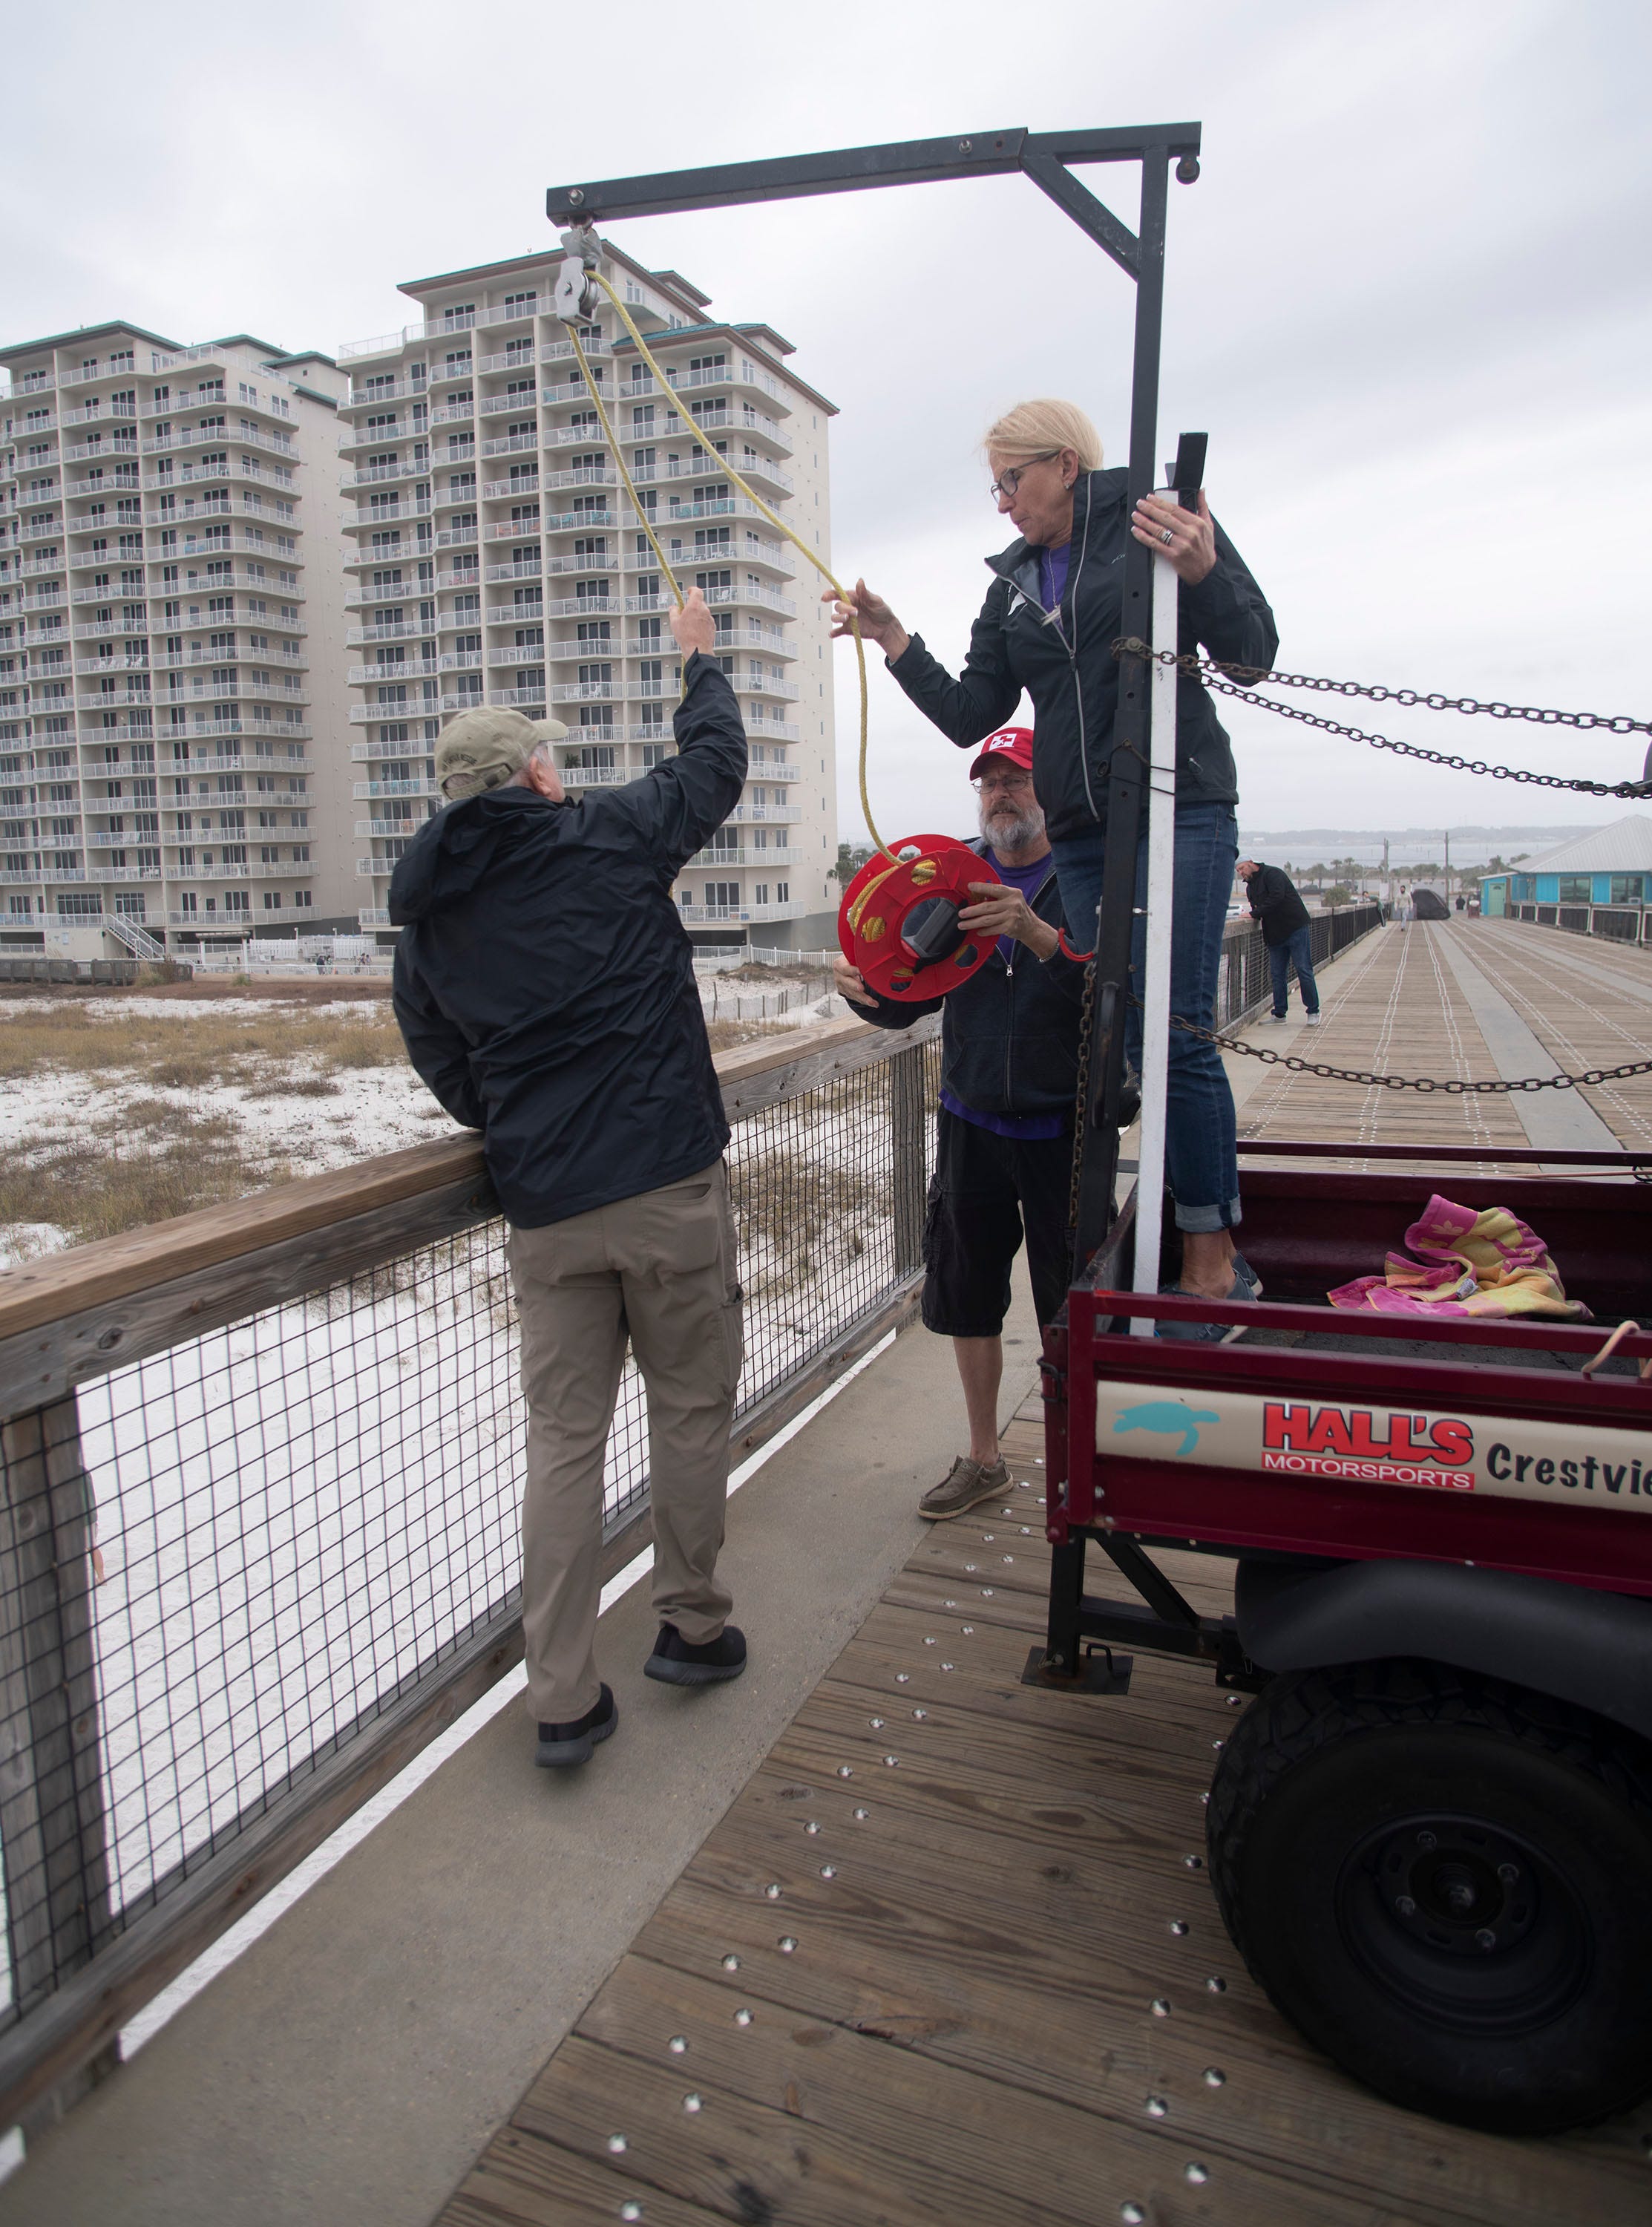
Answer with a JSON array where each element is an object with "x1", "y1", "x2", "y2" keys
[{"x1": 435, "y1": 705, "x2": 569, "y2": 798}]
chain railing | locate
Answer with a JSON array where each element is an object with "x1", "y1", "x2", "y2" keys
[
  {"x1": 0, "y1": 1013, "x2": 939, "y2": 2133},
  {"x1": 1114, "y1": 640, "x2": 1652, "y2": 799}
]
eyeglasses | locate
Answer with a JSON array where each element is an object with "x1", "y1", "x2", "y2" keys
[
  {"x1": 974, "y1": 770, "x2": 1033, "y2": 794},
  {"x1": 988, "y1": 453, "x2": 1059, "y2": 503}
]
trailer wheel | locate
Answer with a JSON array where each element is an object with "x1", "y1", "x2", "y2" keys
[{"x1": 1206, "y1": 1658, "x2": 1652, "y2": 2133}]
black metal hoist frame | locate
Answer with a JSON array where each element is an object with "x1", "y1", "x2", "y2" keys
[{"x1": 546, "y1": 124, "x2": 1203, "y2": 1272}]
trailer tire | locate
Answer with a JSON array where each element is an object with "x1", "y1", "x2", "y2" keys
[{"x1": 1206, "y1": 1657, "x2": 1652, "y2": 2133}]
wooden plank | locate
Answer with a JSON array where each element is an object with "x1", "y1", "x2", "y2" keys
[
  {"x1": 507, "y1": 2024, "x2": 1404, "y2": 2227},
  {"x1": 716, "y1": 1009, "x2": 938, "y2": 1119},
  {"x1": 563, "y1": 1958, "x2": 1417, "y2": 2227},
  {"x1": 442, "y1": 2142, "x2": 731, "y2": 2227}
]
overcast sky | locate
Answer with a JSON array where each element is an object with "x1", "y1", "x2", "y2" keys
[{"x1": 8, "y1": 0, "x2": 1649, "y2": 846}]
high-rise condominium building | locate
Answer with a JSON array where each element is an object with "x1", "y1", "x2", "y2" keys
[
  {"x1": 0, "y1": 324, "x2": 354, "y2": 955},
  {"x1": 335, "y1": 240, "x2": 839, "y2": 947}
]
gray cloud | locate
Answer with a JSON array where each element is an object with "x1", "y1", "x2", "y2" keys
[{"x1": 4, "y1": 0, "x2": 1647, "y2": 846}]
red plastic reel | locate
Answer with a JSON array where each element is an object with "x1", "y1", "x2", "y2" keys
[{"x1": 836, "y1": 834, "x2": 1000, "y2": 1003}]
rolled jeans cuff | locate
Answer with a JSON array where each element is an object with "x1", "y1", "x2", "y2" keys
[{"x1": 1173, "y1": 1196, "x2": 1242, "y2": 1235}]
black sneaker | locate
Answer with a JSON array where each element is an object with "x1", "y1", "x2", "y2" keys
[
  {"x1": 535, "y1": 1683, "x2": 619, "y2": 1768},
  {"x1": 644, "y1": 1622, "x2": 747, "y2": 1687}
]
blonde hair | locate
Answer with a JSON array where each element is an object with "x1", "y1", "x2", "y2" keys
[{"x1": 983, "y1": 398, "x2": 1102, "y2": 474}]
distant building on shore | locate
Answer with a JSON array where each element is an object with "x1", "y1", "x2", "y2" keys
[
  {"x1": 333, "y1": 240, "x2": 840, "y2": 952},
  {"x1": 1479, "y1": 815, "x2": 1652, "y2": 938},
  {"x1": 0, "y1": 324, "x2": 356, "y2": 954}
]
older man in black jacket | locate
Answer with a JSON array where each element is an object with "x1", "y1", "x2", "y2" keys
[
  {"x1": 835, "y1": 729, "x2": 1084, "y2": 1520},
  {"x1": 390, "y1": 589, "x2": 750, "y2": 1770}
]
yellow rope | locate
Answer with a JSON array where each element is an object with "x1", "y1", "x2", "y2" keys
[{"x1": 564, "y1": 269, "x2": 893, "y2": 863}]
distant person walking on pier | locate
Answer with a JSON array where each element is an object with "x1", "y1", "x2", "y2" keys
[
  {"x1": 1237, "y1": 858, "x2": 1320, "y2": 1024},
  {"x1": 389, "y1": 588, "x2": 751, "y2": 1770},
  {"x1": 836, "y1": 730, "x2": 1086, "y2": 1517}
]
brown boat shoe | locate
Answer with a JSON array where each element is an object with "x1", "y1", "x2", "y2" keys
[{"x1": 919, "y1": 1453, "x2": 1012, "y2": 1521}]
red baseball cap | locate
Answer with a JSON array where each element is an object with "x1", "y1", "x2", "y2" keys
[{"x1": 968, "y1": 726, "x2": 1035, "y2": 781}]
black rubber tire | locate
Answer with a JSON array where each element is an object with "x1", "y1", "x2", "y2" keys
[{"x1": 1206, "y1": 1658, "x2": 1652, "y2": 2134}]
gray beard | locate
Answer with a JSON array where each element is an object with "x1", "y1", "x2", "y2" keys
[{"x1": 980, "y1": 801, "x2": 1045, "y2": 854}]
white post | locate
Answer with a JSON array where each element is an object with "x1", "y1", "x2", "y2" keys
[{"x1": 1130, "y1": 514, "x2": 1182, "y2": 1335}]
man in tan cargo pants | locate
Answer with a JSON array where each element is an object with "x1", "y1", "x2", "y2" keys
[{"x1": 390, "y1": 589, "x2": 752, "y2": 1767}]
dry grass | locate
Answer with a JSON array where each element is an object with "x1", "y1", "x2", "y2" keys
[
  {"x1": 0, "y1": 1099, "x2": 289, "y2": 1247},
  {"x1": 0, "y1": 1000, "x2": 405, "y2": 1090}
]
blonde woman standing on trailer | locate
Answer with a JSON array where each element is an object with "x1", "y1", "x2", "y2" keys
[{"x1": 827, "y1": 399, "x2": 1278, "y2": 1324}]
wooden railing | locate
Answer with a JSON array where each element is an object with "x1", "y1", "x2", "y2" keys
[{"x1": 0, "y1": 1011, "x2": 938, "y2": 2136}]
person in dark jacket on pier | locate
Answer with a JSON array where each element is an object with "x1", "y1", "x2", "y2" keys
[
  {"x1": 836, "y1": 729, "x2": 1084, "y2": 1520},
  {"x1": 826, "y1": 397, "x2": 1278, "y2": 1316},
  {"x1": 390, "y1": 589, "x2": 751, "y2": 1771},
  {"x1": 1237, "y1": 858, "x2": 1320, "y2": 1023}
]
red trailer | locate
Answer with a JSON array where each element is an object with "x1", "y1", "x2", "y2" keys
[{"x1": 1034, "y1": 1140, "x2": 1652, "y2": 2136}]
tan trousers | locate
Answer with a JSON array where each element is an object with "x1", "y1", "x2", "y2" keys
[{"x1": 506, "y1": 1160, "x2": 744, "y2": 1724}]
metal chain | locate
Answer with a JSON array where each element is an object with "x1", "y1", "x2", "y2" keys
[
  {"x1": 1112, "y1": 640, "x2": 1652, "y2": 798},
  {"x1": 1167, "y1": 1009, "x2": 1652, "y2": 1094},
  {"x1": 1066, "y1": 954, "x2": 1098, "y2": 1236}
]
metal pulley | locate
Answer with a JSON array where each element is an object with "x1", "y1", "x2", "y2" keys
[{"x1": 554, "y1": 223, "x2": 602, "y2": 321}]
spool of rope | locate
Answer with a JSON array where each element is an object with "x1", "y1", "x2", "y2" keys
[{"x1": 837, "y1": 838, "x2": 1000, "y2": 1002}]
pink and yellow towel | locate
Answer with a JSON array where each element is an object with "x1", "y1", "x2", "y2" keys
[{"x1": 1328, "y1": 1194, "x2": 1590, "y2": 1320}]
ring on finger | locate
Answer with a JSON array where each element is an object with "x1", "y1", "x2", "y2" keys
[{"x1": 1159, "y1": 527, "x2": 1175, "y2": 546}]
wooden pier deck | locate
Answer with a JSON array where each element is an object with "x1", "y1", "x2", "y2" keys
[{"x1": 436, "y1": 915, "x2": 1652, "y2": 2227}]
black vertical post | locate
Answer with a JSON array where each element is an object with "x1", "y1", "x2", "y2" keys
[{"x1": 1072, "y1": 146, "x2": 1171, "y2": 1275}]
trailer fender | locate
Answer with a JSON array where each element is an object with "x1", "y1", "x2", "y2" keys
[{"x1": 1233, "y1": 1557, "x2": 1652, "y2": 1745}]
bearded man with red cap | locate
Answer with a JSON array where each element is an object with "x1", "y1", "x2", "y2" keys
[{"x1": 835, "y1": 728, "x2": 1084, "y2": 1520}]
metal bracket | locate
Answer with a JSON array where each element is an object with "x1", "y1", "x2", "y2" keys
[{"x1": 1021, "y1": 1641, "x2": 1134, "y2": 1695}]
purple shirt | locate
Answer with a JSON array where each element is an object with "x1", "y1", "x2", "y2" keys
[
  {"x1": 940, "y1": 851, "x2": 1067, "y2": 1141},
  {"x1": 1038, "y1": 541, "x2": 1071, "y2": 612}
]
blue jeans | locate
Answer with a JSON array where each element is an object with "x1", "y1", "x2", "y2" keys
[
  {"x1": 1048, "y1": 805, "x2": 1240, "y2": 1234},
  {"x1": 1268, "y1": 925, "x2": 1319, "y2": 1017}
]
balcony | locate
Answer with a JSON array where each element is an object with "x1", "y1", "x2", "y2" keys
[
  {"x1": 490, "y1": 686, "x2": 547, "y2": 709},
  {"x1": 723, "y1": 798, "x2": 801, "y2": 823},
  {"x1": 349, "y1": 661, "x2": 436, "y2": 686},
  {"x1": 353, "y1": 777, "x2": 439, "y2": 798},
  {"x1": 542, "y1": 637, "x2": 619, "y2": 663},
  {"x1": 483, "y1": 517, "x2": 541, "y2": 543},
  {"x1": 677, "y1": 900, "x2": 804, "y2": 923},
  {"x1": 730, "y1": 673, "x2": 800, "y2": 701},
  {"x1": 479, "y1": 476, "x2": 540, "y2": 500},
  {"x1": 358, "y1": 906, "x2": 391, "y2": 924},
  {"x1": 346, "y1": 619, "x2": 438, "y2": 646},
  {"x1": 620, "y1": 538, "x2": 796, "y2": 580},
  {"x1": 342, "y1": 375, "x2": 425, "y2": 405},
  {"x1": 340, "y1": 460, "x2": 428, "y2": 491},
  {"x1": 438, "y1": 650, "x2": 483, "y2": 671},
  {"x1": 429, "y1": 402, "x2": 475, "y2": 428},
  {"x1": 144, "y1": 424, "x2": 295, "y2": 460},
  {"x1": 682, "y1": 402, "x2": 793, "y2": 456},
  {"x1": 485, "y1": 644, "x2": 543, "y2": 666},
  {"x1": 745, "y1": 755, "x2": 801, "y2": 780},
  {"x1": 689, "y1": 845, "x2": 801, "y2": 868},
  {"x1": 484, "y1": 557, "x2": 544, "y2": 583},
  {"x1": 479, "y1": 431, "x2": 540, "y2": 459},
  {"x1": 536, "y1": 595, "x2": 620, "y2": 619},
  {"x1": 16, "y1": 554, "x2": 65, "y2": 577},
  {"x1": 351, "y1": 739, "x2": 437, "y2": 762},
  {"x1": 543, "y1": 508, "x2": 618, "y2": 532},
  {"x1": 543, "y1": 423, "x2": 612, "y2": 450},
  {"x1": 353, "y1": 817, "x2": 430, "y2": 838},
  {"x1": 744, "y1": 717, "x2": 802, "y2": 741},
  {"x1": 74, "y1": 655, "x2": 149, "y2": 676},
  {"x1": 548, "y1": 678, "x2": 618, "y2": 703},
  {"x1": 557, "y1": 761, "x2": 627, "y2": 787}
]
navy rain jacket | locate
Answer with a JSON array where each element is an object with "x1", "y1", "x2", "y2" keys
[
  {"x1": 886, "y1": 467, "x2": 1279, "y2": 844},
  {"x1": 389, "y1": 653, "x2": 746, "y2": 1228}
]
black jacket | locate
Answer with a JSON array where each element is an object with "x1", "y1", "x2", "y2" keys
[
  {"x1": 853, "y1": 846, "x2": 1085, "y2": 1119},
  {"x1": 390, "y1": 653, "x2": 746, "y2": 1227},
  {"x1": 887, "y1": 468, "x2": 1278, "y2": 844},
  {"x1": 1245, "y1": 863, "x2": 1310, "y2": 946}
]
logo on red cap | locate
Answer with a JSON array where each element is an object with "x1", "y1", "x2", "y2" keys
[{"x1": 968, "y1": 726, "x2": 1035, "y2": 780}]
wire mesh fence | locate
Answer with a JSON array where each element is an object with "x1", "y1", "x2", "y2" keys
[{"x1": 0, "y1": 1028, "x2": 939, "y2": 2081}]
